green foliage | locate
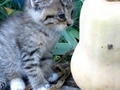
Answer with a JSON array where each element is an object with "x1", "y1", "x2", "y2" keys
[
  {"x1": 0, "y1": 0, "x2": 84, "y2": 55},
  {"x1": 0, "y1": 0, "x2": 23, "y2": 22},
  {"x1": 0, "y1": 0, "x2": 23, "y2": 9},
  {"x1": 0, "y1": 7, "x2": 8, "y2": 21}
]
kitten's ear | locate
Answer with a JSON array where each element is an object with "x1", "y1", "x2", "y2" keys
[{"x1": 28, "y1": 0, "x2": 51, "y2": 9}]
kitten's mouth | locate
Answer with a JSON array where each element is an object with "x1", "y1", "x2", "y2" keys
[{"x1": 57, "y1": 24, "x2": 68, "y2": 31}]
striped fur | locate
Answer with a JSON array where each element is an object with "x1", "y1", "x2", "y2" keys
[{"x1": 0, "y1": 0, "x2": 74, "y2": 90}]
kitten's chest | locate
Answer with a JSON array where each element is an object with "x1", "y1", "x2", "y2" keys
[
  {"x1": 18, "y1": 24, "x2": 61, "y2": 55},
  {"x1": 21, "y1": 29, "x2": 60, "y2": 50},
  {"x1": 37, "y1": 32, "x2": 58, "y2": 50}
]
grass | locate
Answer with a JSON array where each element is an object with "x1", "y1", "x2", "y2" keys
[{"x1": 0, "y1": 0, "x2": 84, "y2": 56}]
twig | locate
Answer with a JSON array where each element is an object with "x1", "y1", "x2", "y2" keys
[
  {"x1": 55, "y1": 50, "x2": 74, "y2": 65},
  {"x1": 49, "y1": 67, "x2": 70, "y2": 90}
]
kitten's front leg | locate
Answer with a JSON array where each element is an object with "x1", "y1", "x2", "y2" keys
[
  {"x1": 21, "y1": 50, "x2": 50, "y2": 90},
  {"x1": 41, "y1": 52, "x2": 59, "y2": 83}
]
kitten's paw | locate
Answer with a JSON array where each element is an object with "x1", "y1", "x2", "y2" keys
[
  {"x1": 10, "y1": 78, "x2": 26, "y2": 90},
  {"x1": 45, "y1": 84, "x2": 50, "y2": 88},
  {"x1": 34, "y1": 84, "x2": 50, "y2": 90},
  {"x1": 37, "y1": 87, "x2": 47, "y2": 90},
  {"x1": 48, "y1": 73, "x2": 58, "y2": 83}
]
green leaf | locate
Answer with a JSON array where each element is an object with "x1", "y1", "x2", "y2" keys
[
  {"x1": 53, "y1": 29, "x2": 78, "y2": 55},
  {"x1": 0, "y1": 0, "x2": 12, "y2": 7},
  {"x1": 80, "y1": 0, "x2": 84, "y2": 3},
  {"x1": 0, "y1": 7, "x2": 8, "y2": 18},
  {"x1": 53, "y1": 43, "x2": 72, "y2": 55},
  {"x1": 62, "y1": 30, "x2": 78, "y2": 49},
  {"x1": 69, "y1": 28, "x2": 79, "y2": 39}
]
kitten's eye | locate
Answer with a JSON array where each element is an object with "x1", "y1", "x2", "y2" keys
[{"x1": 57, "y1": 13, "x2": 66, "y2": 21}]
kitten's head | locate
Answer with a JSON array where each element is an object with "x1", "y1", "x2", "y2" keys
[{"x1": 26, "y1": 0, "x2": 74, "y2": 31}]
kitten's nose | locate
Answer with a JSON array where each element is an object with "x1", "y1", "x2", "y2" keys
[
  {"x1": 67, "y1": 19, "x2": 73, "y2": 26},
  {"x1": 67, "y1": 23, "x2": 71, "y2": 26}
]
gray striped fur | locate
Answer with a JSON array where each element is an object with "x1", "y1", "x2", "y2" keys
[{"x1": 0, "y1": 0, "x2": 74, "y2": 90}]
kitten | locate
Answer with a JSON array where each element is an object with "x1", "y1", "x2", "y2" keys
[{"x1": 0, "y1": 0, "x2": 74, "y2": 90}]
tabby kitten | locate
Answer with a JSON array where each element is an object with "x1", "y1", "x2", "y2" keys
[{"x1": 0, "y1": 0, "x2": 74, "y2": 90}]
